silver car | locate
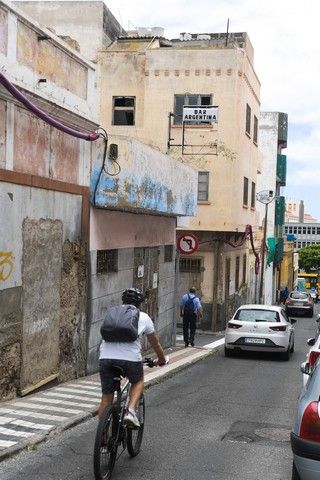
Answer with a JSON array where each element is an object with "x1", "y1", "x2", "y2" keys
[{"x1": 291, "y1": 358, "x2": 320, "y2": 479}]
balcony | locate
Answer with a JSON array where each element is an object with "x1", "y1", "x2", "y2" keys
[
  {"x1": 276, "y1": 154, "x2": 287, "y2": 186},
  {"x1": 91, "y1": 135, "x2": 197, "y2": 216}
]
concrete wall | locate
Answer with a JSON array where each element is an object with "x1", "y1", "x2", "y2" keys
[
  {"x1": 87, "y1": 242, "x2": 176, "y2": 374},
  {"x1": 91, "y1": 135, "x2": 197, "y2": 217},
  {"x1": 15, "y1": 1, "x2": 125, "y2": 61}
]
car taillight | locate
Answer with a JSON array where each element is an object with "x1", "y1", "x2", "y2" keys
[
  {"x1": 304, "y1": 301, "x2": 312, "y2": 305},
  {"x1": 227, "y1": 322, "x2": 242, "y2": 329},
  {"x1": 269, "y1": 325, "x2": 287, "y2": 332},
  {"x1": 309, "y1": 350, "x2": 320, "y2": 367},
  {"x1": 285, "y1": 299, "x2": 290, "y2": 305},
  {"x1": 300, "y1": 402, "x2": 320, "y2": 442}
]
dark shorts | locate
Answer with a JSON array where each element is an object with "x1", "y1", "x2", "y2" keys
[{"x1": 99, "y1": 359, "x2": 144, "y2": 394}]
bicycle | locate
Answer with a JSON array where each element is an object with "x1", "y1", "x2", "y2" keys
[{"x1": 93, "y1": 357, "x2": 158, "y2": 480}]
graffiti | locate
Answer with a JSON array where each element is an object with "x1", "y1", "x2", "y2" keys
[{"x1": 0, "y1": 251, "x2": 14, "y2": 281}]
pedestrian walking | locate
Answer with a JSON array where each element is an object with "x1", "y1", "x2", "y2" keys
[{"x1": 180, "y1": 287, "x2": 203, "y2": 347}]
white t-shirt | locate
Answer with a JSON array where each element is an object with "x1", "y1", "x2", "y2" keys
[{"x1": 99, "y1": 310, "x2": 155, "y2": 362}]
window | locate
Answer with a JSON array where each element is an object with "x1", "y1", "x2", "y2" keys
[
  {"x1": 243, "y1": 177, "x2": 249, "y2": 206},
  {"x1": 112, "y1": 96, "x2": 135, "y2": 125},
  {"x1": 96, "y1": 249, "x2": 118, "y2": 273},
  {"x1": 298, "y1": 227, "x2": 302, "y2": 234},
  {"x1": 303, "y1": 227, "x2": 306, "y2": 234},
  {"x1": 174, "y1": 93, "x2": 212, "y2": 124},
  {"x1": 235, "y1": 256, "x2": 240, "y2": 290},
  {"x1": 164, "y1": 245, "x2": 173, "y2": 263},
  {"x1": 179, "y1": 257, "x2": 201, "y2": 273},
  {"x1": 251, "y1": 181, "x2": 256, "y2": 208},
  {"x1": 242, "y1": 254, "x2": 247, "y2": 284},
  {"x1": 293, "y1": 227, "x2": 297, "y2": 234},
  {"x1": 234, "y1": 308, "x2": 279, "y2": 322},
  {"x1": 253, "y1": 115, "x2": 258, "y2": 143},
  {"x1": 245, "y1": 104, "x2": 251, "y2": 135},
  {"x1": 312, "y1": 227, "x2": 316, "y2": 234},
  {"x1": 198, "y1": 172, "x2": 209, "y2": 201},
  {"x1": 317, "y1": 228, "x2": 320, "y2": 235},
  {"x1": 307, "y1": 227, "x2": 311, "y2": 234}
]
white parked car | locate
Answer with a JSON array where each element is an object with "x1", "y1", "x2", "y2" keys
[{"x1": 225, "y1": 304, "x2": 296, "y2": 360}]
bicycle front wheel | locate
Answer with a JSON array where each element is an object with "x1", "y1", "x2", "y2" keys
[
  {"x1": 127, "y1": 394, "x2": 145, "y2": 457},
  {"x1": 93, "y1": 405, "x2": 119, "y2": 480}
]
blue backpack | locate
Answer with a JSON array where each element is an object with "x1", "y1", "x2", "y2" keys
[{"x1": 184, "y1": 294, "x2": 196, "y2": 315}]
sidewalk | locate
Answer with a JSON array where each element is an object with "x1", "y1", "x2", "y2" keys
[{"x1": 0, "y1": 334, "x2": 224, "y2": 462}]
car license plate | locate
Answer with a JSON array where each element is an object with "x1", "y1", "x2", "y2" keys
[
  {"x1": 293, "y1": 302, "x2": 301, "y2": 306},
  {"x1": 245, "y1": 338, "x2": 266, "y2": 344}
]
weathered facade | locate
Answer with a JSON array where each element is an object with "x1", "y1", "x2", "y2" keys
[
  {"x1": 257, "y1": 112, "x2": 288, "y2": 304},
  {"x1": 0, "y1": 0, "x2": 98, "y2": 400},
  {"x1": 95, "y1": 32, "x2": 262, "y2": 330}
]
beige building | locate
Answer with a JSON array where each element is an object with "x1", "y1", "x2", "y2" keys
[{"x1": 96, "y1": 32, "x2": 262, "y2": 330}]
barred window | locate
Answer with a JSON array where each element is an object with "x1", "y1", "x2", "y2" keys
[
  {"x1": 96, "y1": 249, "x2": 118, "y2": 273},
  {"x1": 179, "y1": 257, "x2": 201, "y2": 273},
  {"x1": 174, "y1": 93, "x2": 212, "y2": 125},
  {"x1": 164, "y1": 245, "x2": 173, "y2": 263}
]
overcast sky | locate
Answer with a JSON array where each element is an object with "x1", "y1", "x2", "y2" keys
[{"x1": 104, "y1": 0, "x2": 320, "y2": 220}]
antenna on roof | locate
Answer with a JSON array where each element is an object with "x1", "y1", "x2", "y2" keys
[{"x1": 225, "y1": 18, "x2": 230, "y2": 46}]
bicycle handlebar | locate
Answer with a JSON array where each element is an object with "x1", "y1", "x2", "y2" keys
[{"x1": 144, "y1": 355, "x2": 169, "y2": 368}]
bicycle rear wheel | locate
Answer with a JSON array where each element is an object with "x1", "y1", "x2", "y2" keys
[
  {"x1": 93, "y1": 405, "x2": 119, "y2": 480},
  {"x1": 127, "y1": 394, "x2": 145, "y2": 457}
]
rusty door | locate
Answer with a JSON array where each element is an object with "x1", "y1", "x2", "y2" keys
[{"x1": 133, "y1": 247, "x2": 159, "y2": 327}]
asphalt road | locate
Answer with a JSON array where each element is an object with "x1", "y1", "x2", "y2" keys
[{"x1": 1, "y1": 307, "x2": 319, "y2": 480}]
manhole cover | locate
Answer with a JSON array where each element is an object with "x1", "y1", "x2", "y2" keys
[{"x1": 254, "y1": 427, "x2": 290, "y2": 442}]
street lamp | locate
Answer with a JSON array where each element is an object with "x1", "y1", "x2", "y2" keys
[{"x1": 256, "y1": 190, "x2": 275, "y2": 304}]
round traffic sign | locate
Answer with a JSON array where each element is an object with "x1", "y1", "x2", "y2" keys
[{"x1": 177, "y1": 233, "x2": 199, "y2": 255}]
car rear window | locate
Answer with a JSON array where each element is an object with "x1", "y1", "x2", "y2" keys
[
  {"x1": 234, "y1": 309, "x2": 279, "y2": 322},
  {"x1": 290, "y1": 292, "x2": 308, "y2": 299}
]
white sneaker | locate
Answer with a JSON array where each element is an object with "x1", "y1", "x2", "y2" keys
[{"x1": 123, "y1": 409, "x2": 140, "y2": 429}]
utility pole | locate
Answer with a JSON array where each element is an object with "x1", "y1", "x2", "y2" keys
[{"x1": 256, "y1": 190, "x2": 275, "y2": 304}]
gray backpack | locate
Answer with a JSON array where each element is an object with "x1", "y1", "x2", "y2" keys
[{"x1": 101, "y1": 304, "x2": 140, "y2": 342}]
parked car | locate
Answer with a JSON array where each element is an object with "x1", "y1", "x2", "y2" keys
[
  {"x1": 285, "y1": 291, "x2": 314, "y2": 317},
  {"x1": 291, "y1": 358, "x2": 320, "y2": 479},
  {"x1": 302, "y1": 333, "x2": 320, "y2": 387},
  {"x1": 224, "y1": 304, "x2": 295, "y2": 360}
]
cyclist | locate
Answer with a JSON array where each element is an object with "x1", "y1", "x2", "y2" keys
[{"x1": 98, "y1": 288, "x2": 167, "y2": 428}]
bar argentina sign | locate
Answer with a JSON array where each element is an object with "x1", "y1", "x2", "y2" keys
[{"x1": 183, "y1": 105, "x2": 218, "y2": 123}]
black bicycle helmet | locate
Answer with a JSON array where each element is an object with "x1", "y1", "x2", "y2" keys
[{"x1": 122, "y1": 288, "x2": 145, "y2": 306}]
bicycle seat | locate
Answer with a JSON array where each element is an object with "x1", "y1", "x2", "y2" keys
[{"x1": 111, "y1": 365, "x2": 125, "y2": 378}]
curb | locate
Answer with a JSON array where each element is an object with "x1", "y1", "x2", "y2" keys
[{"x1": 0, "y1": 347, "x2": 217, "y2": 463}]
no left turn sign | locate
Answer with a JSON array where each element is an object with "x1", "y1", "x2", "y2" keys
[{"x1": 177, "y1": 233, "x2": 199, "y2": 255}]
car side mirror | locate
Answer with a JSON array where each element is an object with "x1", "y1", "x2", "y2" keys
[
  {"x1": 307, "y1": 337, "x2": 316, "y2": 346},
  {"x1": 290, "y1": 318, "x2": 296, "y2": 324},
  {"x1": 301, "y1": 362, "x2": 311, "y2": 375}
]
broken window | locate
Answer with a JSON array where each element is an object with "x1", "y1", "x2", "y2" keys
[
  {"x1": 173, "y1": 94, "x2": 212, "y2": 124},
  {"x1": 198, "y1": 171, "x2": 209, "y2": 201},
  {"x1": 112, "y1": 96, "x2": 135, "y2": 125},
  {"x1": 96, "y1": 249, "x2": 118, "y2": 273}
]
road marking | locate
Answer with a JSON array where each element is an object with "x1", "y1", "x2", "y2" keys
[
  {"x1": 12, "y1": 402, "x2": 82, "y2": 415},
  {"x1": 55, "y1": 387, "x2": 100, "y2": 397},
  {"x1": 0, "y1": 408, "x2": 67, "y2": 422},
  {"x1": 33, "y1": 397, "x2": 97, "y2": 409},
  {"x1": 77, "y1": 381, "x2": 99, "y2": 386},
  {"x1": 202, "y1": 338, "x2": 225, "y2": 349},
  {"x1": 0, "y1": 417, "x2": 15, "y2": 425},
  {"x1": 0, "y1": 439, "x2": 17, "y2": 448},
  {"x1": 42, "y1": 392, "x2": 98, "y2": 403},
  {"x1": 0, "y1": 427, "x2": 34, "y2": 438},
  {"x1": 10, "y1": 419, "x2": 53, "y2": 430},
  {"x1": 74, "y1": 384, "x2": 100, "y2": 391}
]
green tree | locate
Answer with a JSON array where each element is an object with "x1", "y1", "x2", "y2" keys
[{"x1": 298, "y1": 244, "x2": 320, "y2": 272}]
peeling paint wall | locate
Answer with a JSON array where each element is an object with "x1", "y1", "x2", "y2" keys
[
  {"x1": 16, "y1": 20, "x2": 87, "y2": 99},
  {"x1": 0, "y1": 183, "x2": 86, "y2": 399},
  {"x1": 0, "y1": 7, "x2": 8, "y2": 54},
  {"x1": 91, "y1": 136, "x2": 197, "y2": 217}
]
